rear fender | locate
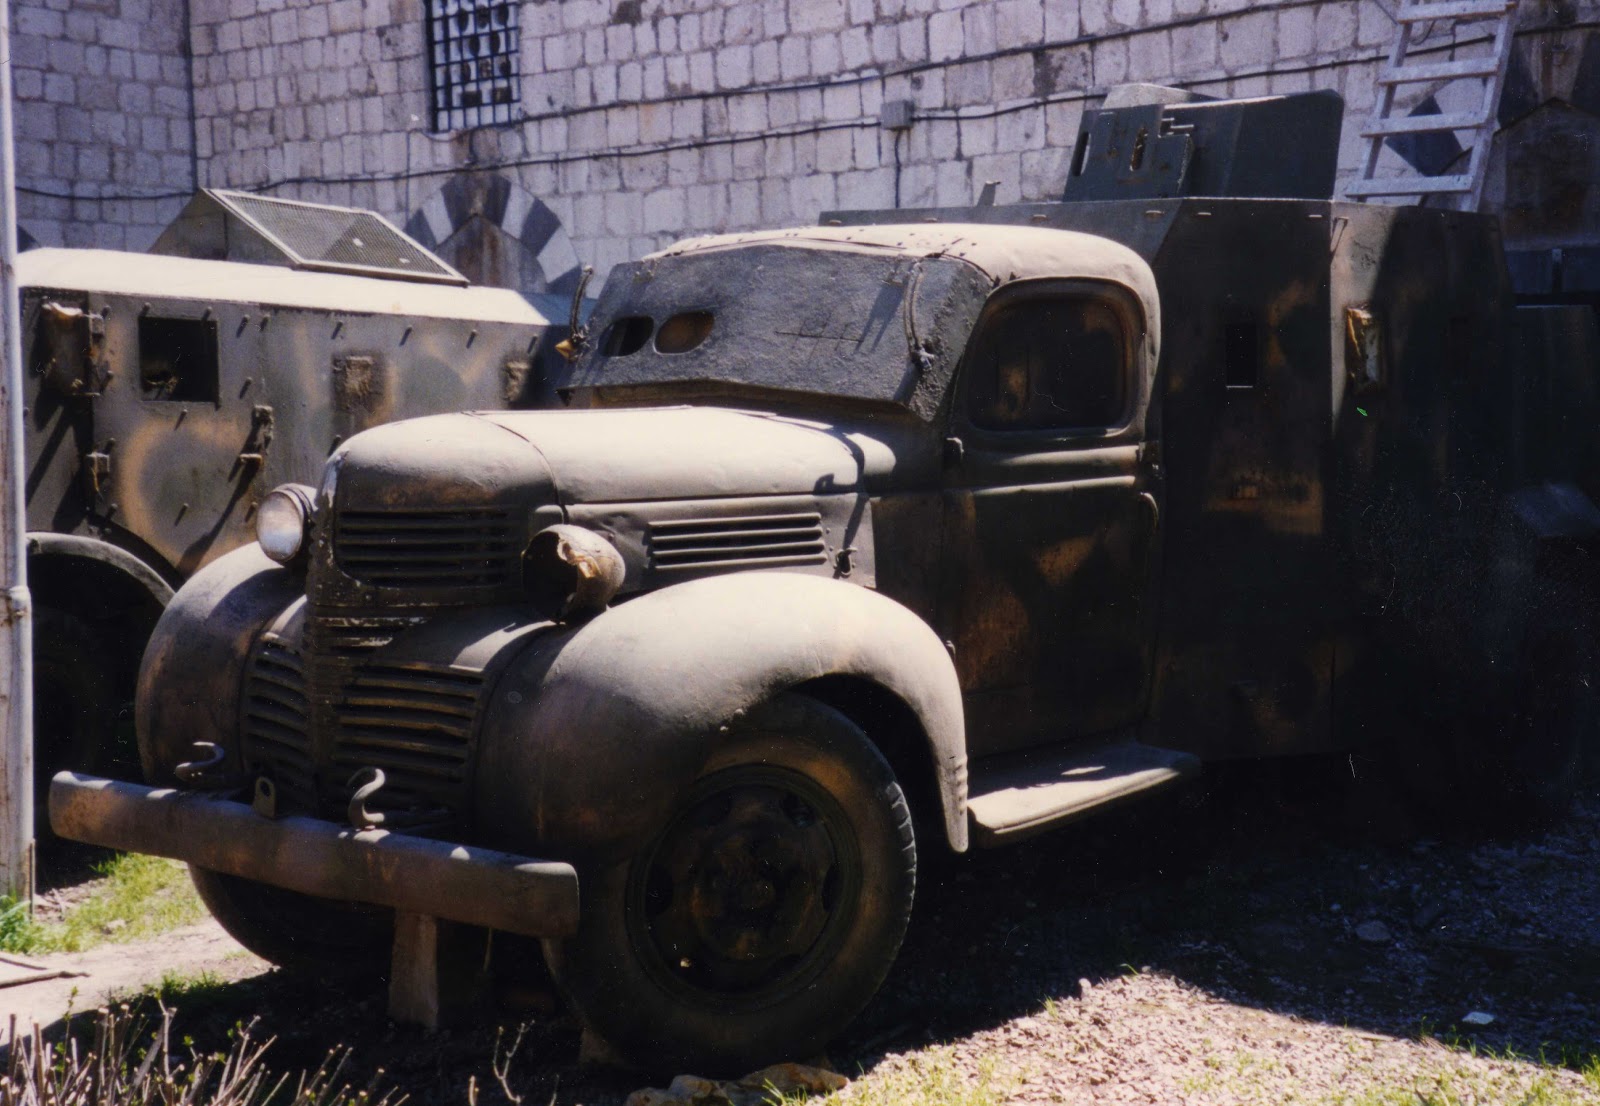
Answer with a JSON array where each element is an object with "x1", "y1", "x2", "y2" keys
[{"x1": 475, "y1": 572, "x2": 968, "y2": 861}]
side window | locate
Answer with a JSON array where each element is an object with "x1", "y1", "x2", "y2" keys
[
  {"x1": 139, "y1": 316, "x2": 218, "y2": 402},
  {"x1": 967, "y1": 295, "x2": 1129, "y2": 432}
]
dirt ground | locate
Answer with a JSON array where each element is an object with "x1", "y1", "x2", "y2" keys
[{"x1": 7, "y1": 758, "x2": 1599, "y2": 1104}]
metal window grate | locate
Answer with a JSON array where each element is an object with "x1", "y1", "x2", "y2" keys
[{"x1": 427, "y1": 0, "x2": 520, "y2": 132}]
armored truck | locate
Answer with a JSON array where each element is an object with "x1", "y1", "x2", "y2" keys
[
  {"x1": 23, "y1": 190, "x2": 549, "y2": 800},
  {"x1": 50, "y1": 91, "x2": 1600, "y2": 1072}
]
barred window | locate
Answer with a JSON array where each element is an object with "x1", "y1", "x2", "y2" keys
[{"x1": 426, "y1": 0, "x2": 520, "y2": 131}]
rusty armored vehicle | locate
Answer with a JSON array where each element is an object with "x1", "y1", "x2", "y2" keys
[
  {"x1": 50, "y1": 90, "x2": 1599, "y2": 1071},
  {"x1": 22, "y1": 190, "x2": 548, "y2": 797}
]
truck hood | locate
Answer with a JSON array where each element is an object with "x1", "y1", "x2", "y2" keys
[{"x1": 471, "y1": 406, "x2": 879, "y2": 504}]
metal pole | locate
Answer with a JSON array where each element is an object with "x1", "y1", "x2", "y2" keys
[{"x1": 0, "y1": 0, "x2": 34, "y2": 902}]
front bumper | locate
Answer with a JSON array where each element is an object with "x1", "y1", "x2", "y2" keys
[{"x1": 49, "y1": 772, "x2": 579, "y2": 938}]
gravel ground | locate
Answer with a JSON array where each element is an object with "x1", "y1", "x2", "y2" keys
[
  {"x1": 18, "y1": 759, "x2": 1600, "y2": 1105},
  {"x1": 833, "y1": 760, "x2": 1600, "y2": 1103}
]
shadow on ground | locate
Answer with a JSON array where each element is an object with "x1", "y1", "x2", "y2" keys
[{"x1": 28, "y1": 757, "x2": 1600, "y2": 1104}]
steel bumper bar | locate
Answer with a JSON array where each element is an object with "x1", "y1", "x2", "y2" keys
[{"x1": 49, "y1": 773, "x2": 579, "y2": 938}]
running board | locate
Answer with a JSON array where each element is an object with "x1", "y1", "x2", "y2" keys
[{"x1": 966, "y1": 740, "x2": 1200, "y2": 847}]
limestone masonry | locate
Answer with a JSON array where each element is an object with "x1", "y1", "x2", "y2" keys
[{"x1": 15, "y1": 0, "x2": 1600, "y2": 294}]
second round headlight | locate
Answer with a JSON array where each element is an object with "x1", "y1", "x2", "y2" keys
[{"x1": 256, "y1": 484, "x2": 316, "y2": 564}]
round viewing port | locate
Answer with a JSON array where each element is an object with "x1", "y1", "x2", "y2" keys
[{"x1": 655, "y1": 311, "x2": 714, "y2": 354}]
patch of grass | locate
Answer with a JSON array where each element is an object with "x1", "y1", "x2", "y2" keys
[
  {"x1": 0, "y1": 893, "x2": 46, "y2": 953},
  {"x1": 4, "y1": 854, "x2": 203, "y2": 955},
  {"x1": 1336, "y1": 1063, "x2": 1599, "y2": 1106},
  {"x1": 144, "y1": 969, "x2": 229, "y2": 1001},
  {"x1": 1428, "y1": 1026, "x2": 1600, "y2": 1082}
]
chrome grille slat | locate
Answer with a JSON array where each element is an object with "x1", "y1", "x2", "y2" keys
[
  {"x1": 338, "y1": 707, "x2": 475, "y2": 731},
  {"x1": 329, "y1": 658, "x2": 484, "y2": 814},
  {"x1": 334, "y1": 508, "x2": 521, "y2": 589},
  {"x1": 241, "y1": 639, "x2": 316, "y2": 810}
]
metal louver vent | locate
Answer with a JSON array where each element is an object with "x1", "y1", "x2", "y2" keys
[
  {"x1": 208, "y1": 190, "x2": 466, "y2": 285},
  {"x1": 648, "y1": 513, "x2": 829, "y2": 572},
  {"x1": 333, "y1": 663, "x2": 484, "y2": 816},
  {"x1": 335, "y1": 508, "x2": 522, "y2": 589},
  {"x1": 241, "y1": 640, "x2": 316, "y2": 809}
]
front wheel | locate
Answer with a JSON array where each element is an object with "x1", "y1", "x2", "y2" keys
[
  {"x1": 190, "y1": 868, "x2": 393, "y2": 978},
  {"x1": 543, "y1": 693, "x2": 917, "y2": 1075}
]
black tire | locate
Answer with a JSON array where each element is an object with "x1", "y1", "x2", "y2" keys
[
  {"x1": 33, "y1": 608, "x2": 115, "y2": 836},
  {"x1": 190, "y1": 868, "x2": 393, "y2": 978},
  {"x1": 542, "y1": 692, "x2": 917, "y2": 1075}
]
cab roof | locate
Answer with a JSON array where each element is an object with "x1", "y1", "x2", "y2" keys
[
  {"x1": 18, "y1": 248, "x2": 547, "y2": 325},
  {"x1": 653, "y1": 222, "x2": 1160, "y2": 317}
]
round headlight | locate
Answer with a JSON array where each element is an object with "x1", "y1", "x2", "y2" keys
[{"x1": 257, "y1": 484, "x2": 315, "y2": 564}]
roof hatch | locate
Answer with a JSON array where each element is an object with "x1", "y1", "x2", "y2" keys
[{"x1": 150, "y1": 189, "x2": 468, "y2": 286}]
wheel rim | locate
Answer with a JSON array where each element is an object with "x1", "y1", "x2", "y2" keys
[{"x1": 626, "y1": 763, "x2": 863, "y2": 1007}]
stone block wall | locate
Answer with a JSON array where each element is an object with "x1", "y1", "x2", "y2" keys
[
  {"x1": 179, "y1": 0, "x2": 1427, "y2": 282},
  {"x1": 14, "y1": 0, "x2": 195, "y2": 250},
  {"x1": 18, "y1": 0, "x2": 1596, "y2": 282}
]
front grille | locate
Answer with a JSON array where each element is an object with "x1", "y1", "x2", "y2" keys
[
  {"x1": 334, "y1": 508, "x2": 522, "y2": 588},
  {"x1": 648, "y1": 512, "x2": 829, "y2": 572},
  {"x1": 331, "y1": 663, "x2": 483, "y2": 816},
  {"x1": 241, "y1": 640, "x2": 316, "y2": 809}
]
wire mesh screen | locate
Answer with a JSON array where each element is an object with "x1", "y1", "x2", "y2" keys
[
  {"x1": 214, "y1": 191, "x2": 465, "y2": 284},
  {"x1": 427, "y1": 0, "x2": 520, "y2": 131}
]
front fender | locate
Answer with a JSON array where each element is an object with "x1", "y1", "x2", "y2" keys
[
  {"x1": 475, "y1": 572, "x2": 968, "y2": 861},
  {"x1": 136, "y1": 545, "x2": 299, "y2": 785}
]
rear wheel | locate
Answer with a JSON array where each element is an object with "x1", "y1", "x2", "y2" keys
[
  {"x1": 1395, "y1": 613, "x2": 1590, "y2": 835},
  {"x1": 190, "y1": 868, "x2": 392, "y2": 978},
  {"x1": 33, "y1": 608, "x2": 115, "y2": 839},
  {"x1": 543, "y1": 693, "x2": 916, "y2": 1075}
]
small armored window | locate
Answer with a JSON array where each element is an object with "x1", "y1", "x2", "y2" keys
[
  {"x1": 601, "y1": 316, "x2": 654, "y2": 356},
  {"x1": 1071, "y1": 132, "x2": 1091, "y2": 178},
  {"x1": 968, "y1": 294, "x2": 1129, "y2": 432},
  {"x1": 426, "y1": 0, "x2": 520, "y2": 131},
  {"x1": 139, "y1": 316, "x2": 218, "y2": 402},
  {"x1": 655, "y1": 311, "x2": 713, "y2": 354},
  {"x1": 1224, "y1": 318, "x2": 1259, "y2": 390}
]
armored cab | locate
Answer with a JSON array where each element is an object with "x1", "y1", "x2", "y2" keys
[{"x1": 23, "y1": 190, "x2": 550, "y2": 797}]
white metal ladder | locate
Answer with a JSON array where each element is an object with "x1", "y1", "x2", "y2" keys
[{"x1": 1347, "y1": 0, "x2": 1520, "y2": 210}]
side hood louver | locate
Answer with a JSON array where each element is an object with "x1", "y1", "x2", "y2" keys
[{"x1": 647, "y1": 512, "x2": 829, "y2": 573}]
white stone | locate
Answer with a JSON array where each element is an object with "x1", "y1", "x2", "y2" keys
[
  {"x1": 811, "y1": 32, "x2": 841, "y2": 76},
  {"x1": 1315, "y1": 3, "x2": 1359, "y2": 53},
  {"x1": 1277, "y1": 7, "x2": 1315, "y2": 59},
  {"x1": 995, "y1": 0, "x2": 1044, "y2": 50},
  {"x1": 1043, "y1": 0, "x2": 1079, "y2": 41},
  {"x1": 716, "y1": 44, "x2": 753, "y2": 88},
  {"x1": 779, "y1": 34, "x2": 810, "y2": 79},
  {"x1": 898, "y1": 15, "x2": 928, "y2": 61},
  {"x1": 840, "y1": 27, "x2": 871, "y2": 70},
  {"x1": 1128, "y1": 29, "x2": 1174, "y2": 81},
  {"x1": 962, "y1": 4, "x2": 997, "y2": 53},
  {"x1": 1170, "y1": 20, "x2": 1218, "y2": 73},
  {"x1": 993, "y1": 54, "x2": 1034, "y2": 100},
  {"x1": 928, "y1": 10, "x2": 964, "y2": 62},
  {"x1": 791, "y1": 0, "x2": 847, "y2": 34},
  {"x1": 1219, "y1": 10, "x2": 1275, "y2": 71},
  {"x1": 822, "y1": 82, "x2": 862, "y2": 122}
]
